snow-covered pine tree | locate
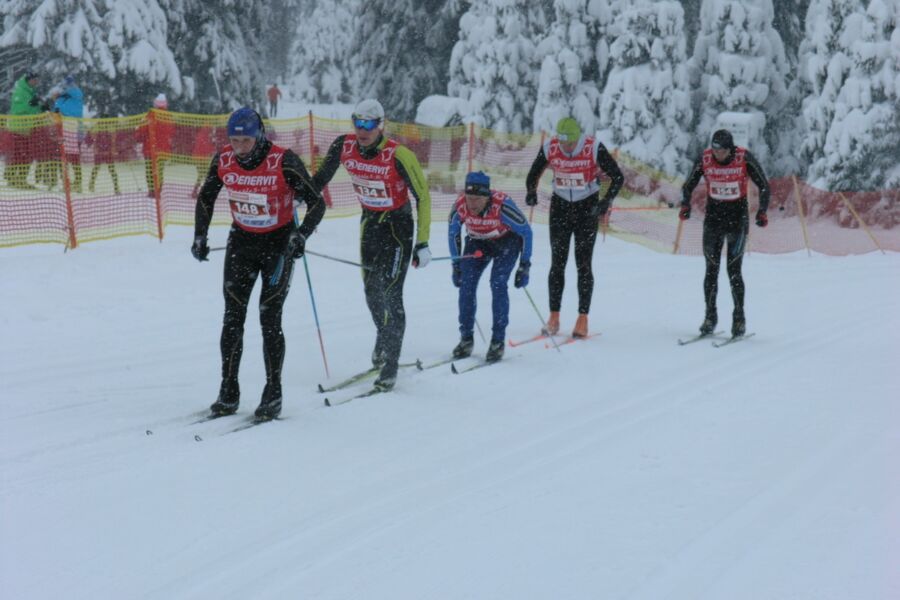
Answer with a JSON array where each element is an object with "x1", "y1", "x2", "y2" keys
[
  {"x1": 588, "y1": 0, "x2": 621, "y2": 95},
  {"x1": 597, "y1": 0, "x2": 692, "y2": 176},
  {"x1": 817, "y1": 0, "x2": 899, "y2": 193},
  {"x1": 679, "y1": 0, "x2": 703, "y2": 56},
  {"x1": 773, "y1": 0, "x2": 811, "y2": 66},
  {"x1": 287, "y1": 0, "x2": 359, "y2": 105},
  {"x1": 448, "y1": 0, "x2": 552, "y2": 133},
  {"x1": 532, "y1": 0, "x2": 602, "y2": 135},
  {"x1": 0, "y1": 0, "x2": 182, "y2": 116},
  {"x1": 347, "y1": 0, "x2": 468, "y2": 122},
  {"x1": 689, "y1": 0, "x2": 790, "y2": 169},
  {"x1": 798, "y1": 0, "x2": 862, "y2": 181},
  {"x1": 164, "y1": 0, "x2": 271, "y2": 114},
  {"x1": 768, "y1": 0, "x2": 811, "y2": 175}
]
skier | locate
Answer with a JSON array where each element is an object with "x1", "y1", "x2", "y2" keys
[
  {"x1": 313, "y1": 98, "x2": 432, "y2": 391},
  {"x1": 525, "y1": 117, "x2": 623, "y2": 338},
  {"x1": 191, "y1": 107, "x2": 326, "y2": 420},
  {"x1": 449, "y1": 171, "x2": 533, "y2": 363},
  {"x1": 679, "y1": 128, "x2": 770, "y2": 338}
]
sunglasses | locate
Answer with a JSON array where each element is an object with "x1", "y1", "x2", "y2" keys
[{"x1": 352, "y1": 116, "x2": 381, "y2": 131}]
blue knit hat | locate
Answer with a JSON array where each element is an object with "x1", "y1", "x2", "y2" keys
[
  {"x1": 227, "y1": 107, "x2": 263, "y2": 139},
  {"x1": 465, "y1": 171, "x2": 491, "y2": 196}
]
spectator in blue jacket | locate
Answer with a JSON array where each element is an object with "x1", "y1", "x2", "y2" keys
[
  {"x1": 52, "y1": 75, "x2": 84, "y2": 118},
  {"x1": 448, "y1": 171, "x2": 533, "y2": 363},
  {"x1": 52, "y1": 75, "x2": 85, "y2": 192}
]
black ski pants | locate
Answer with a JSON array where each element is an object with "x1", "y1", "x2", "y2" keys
[
  {"x1": 220, "y1": 225, "x2": 293, "y2": 387},
  {"x1": 548, "y1": 193, "x2": 599, "y2": 314},
  {"x1": 702, "y1": 199, "x2": 749, "y2": 318},
  {"x1": 360, "y1": 206, "x2": 414, "y2": 376}
]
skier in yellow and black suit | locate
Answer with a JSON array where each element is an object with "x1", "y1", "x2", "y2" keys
[{"x1": 313, "y1": 99, "x2": 432, "y2": 391}]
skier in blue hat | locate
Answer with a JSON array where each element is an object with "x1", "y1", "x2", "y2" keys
[
  {"x1": 192, "y1": 107, "x2": 326, "y2": 421},
  {"x1": 448, "y1": 171, "x2": 533, "y2": 363}
]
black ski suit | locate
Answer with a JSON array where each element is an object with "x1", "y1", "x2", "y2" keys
[
  {"x1": 526, "y1": 141, "x2": 623, "y2": 314},
  {"x1": 681, "y1": 147, "x2": 769, "y2": 322},
  {"x1": 194, "y1": 139, "x2": 325, "y2": 398}
]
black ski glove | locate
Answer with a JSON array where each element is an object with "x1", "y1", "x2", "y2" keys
[
  {"x1": 285, "y1": 229, "x2": 306, "y2": 259},
  {"x1": 452, "y1": 264, "x2": 462, "y2": 288},
  {"x1": 590, "y1": 198, "x2": 610, "y2": 218},
  {"x1": 191, "y1": 236, "x2": 209, "y2": 262},
  {"x1": 525, "y1": 190, "x2": 538, "y2": 207},
  {"x1": 514, "y1": 261, "x2": 530, "y2": 288},
  {"x1": 678, "y1": 204, "x2": 691, "y2": 221}
]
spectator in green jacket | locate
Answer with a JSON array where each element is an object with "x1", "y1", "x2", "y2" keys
[{"x1": 6, "y1": 70, "x2": 48, "y2": 189}]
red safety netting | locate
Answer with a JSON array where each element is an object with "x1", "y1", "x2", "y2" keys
[{"x1": 1, "y1": 111, "x2": 897, "y2": 255}]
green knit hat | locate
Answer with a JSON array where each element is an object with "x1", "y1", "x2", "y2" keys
[{"x1": 556, "y1": 117, "x2": 581, "y2": 142}]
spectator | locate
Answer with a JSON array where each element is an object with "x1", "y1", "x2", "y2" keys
[
  {"x1": 5, "y1": 70, "x2": 47, "y2": 189},
  {"x1": 52, "y1": 75, "x2": 85, "y2": 192},
  {"x1": 85, "y1": 117, "x2": 121, "y2": 195},
  {"x1": 267, "y1": 84, "x2": 282, "y2": 117},
  {"x1": 137, "y1": 93, "x2": 173, "y2": 196}
]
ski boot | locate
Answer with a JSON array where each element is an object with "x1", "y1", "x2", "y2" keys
[
  {"x1": 371, "y1": 336, "x2": 386, "y2": 369},
  {"x1": 542, "y1": 311, "x2": 560, "y2": 336},
  {"x1": 254, "y1": 381, "x2": 282, "y2": 420},
  {"x1": 452, "y1": 336, "x2": 474, "y2": 359},
  {"x1": 374, "y1": 360, "x2": 398, "y2": 392},
  {"x1": 731, "y1": 310, "x2": 746, "y2": 338},
  {"x1": 485, "y1": 339, "x2": 505, "y2": 363},
  {"x1": 572, "y1": 314, "x2": 589, "y2": 338},
  {"x1": 699, "y1": 309, "x2": 717, "y2": 336},
  {"x1": 210, "y1": 379, "x2": 240, "y2": 416},
  {"x1": 371, "y1": 348, "x2": 386, "y2": 370}
]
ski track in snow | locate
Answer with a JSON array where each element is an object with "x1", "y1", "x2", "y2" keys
[{"x1": 2, "y1": 218, "x2": 898, "y2": 600}]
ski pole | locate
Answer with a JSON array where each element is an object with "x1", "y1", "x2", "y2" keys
[
  {"x1": 522, "y1": 287, "x2": 561, "y2": 353},
  {"x1": 305, "y1": 249, "x2": 371, "y2": 270},
  {"x1": 212, "y1": 246, "x2": 371, "y2": 272},
  {"x1": 268, "y1": 255, "x2": 286, "y2": 286},
  {"x1": 430, "y1": 250, "x2": 484, "y2": 262},
  {"x1": 302, "y1": 253, "x2": 330, "y2": 378},
  {"x1": 475, "y1": 319, "x2": 488, "y2": 345}
]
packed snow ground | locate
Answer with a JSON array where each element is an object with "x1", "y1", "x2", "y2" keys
[{"x1": 2, "y1": 216, "x2": 898, "y2": 600}]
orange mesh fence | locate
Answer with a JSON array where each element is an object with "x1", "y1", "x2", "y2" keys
[{"x1": 1, "y1": 111, "x2": 897, "y2": 254}]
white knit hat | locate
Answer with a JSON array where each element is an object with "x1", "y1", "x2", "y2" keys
[{"x1": 352, "y1": 98, "x2": 384, "y2": 120}]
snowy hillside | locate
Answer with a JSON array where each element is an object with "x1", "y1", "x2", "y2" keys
[{"x1": 2, "y1": 217, "x2": 898, "y2": 599}]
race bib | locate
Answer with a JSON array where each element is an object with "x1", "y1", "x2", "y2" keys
[
  {"x1": 709, "y1": 181, "x2": 741, "y2": 200},
  {"x1": 229, "y1": 191, "x2": 276, "y2": 228},
  {"x1": 351, "y1": 176, "x2": 392, "y2": 208},
  {"x1": 555, "y1": 173, "x2": 587, "y2": 189}
]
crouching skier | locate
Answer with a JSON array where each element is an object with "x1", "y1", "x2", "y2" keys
[
  {"x1": 449, "y1": 171, "x2": 533, "y2": 363},
  {"x1": 191, "y1": 107, "x2": 325, "y2": 420}
]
